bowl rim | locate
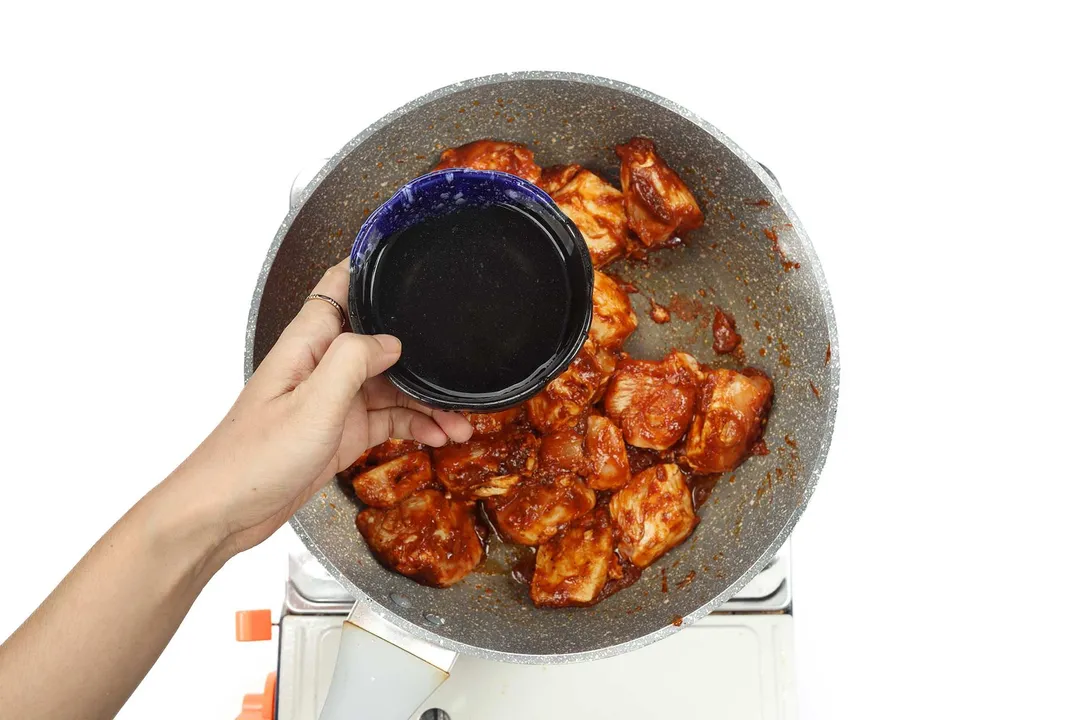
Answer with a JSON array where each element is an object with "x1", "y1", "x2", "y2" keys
[{"x1": 346, "y1": 167, "x2": 594, "y2": 411}]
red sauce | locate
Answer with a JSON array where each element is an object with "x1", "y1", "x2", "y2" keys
[
  {"x1": 825, "y1": 342, "x2": 832, "y2": 366},
  {"x1": 667, "y1": 293, "x2": 709, "y2": 322},
  {"x1": 784, "y1": 435, "x2": 798, "y2": 449},
  {"x1": 649, "y1": 298, "x2": 671, "y2": 324},
  {"x1": 690, "y1": 474, "x2": 721, "y2": 509},
  {"x1": 750, "y1": 438, "x2": 770, "y2": 456},
  {"x1": 743, "y1": 198, "x2": 771, "y2": 207},
  {"x1": 605, "y1": 271, "x2": 639, "y2": 295},
  {"x1": 510, "y1": 552, "x2": 537, "y2": 585},
  {"x1": 672, "y1": 615, "x2": 684, "y2": 627},
  {"x1": 763, "y1": 226, "x2": 801, "y2": 271},
  {"x1": 677, "y1": 570, "x2": 696, "y2": 590},
  {"x1": 809, "y1": 381, "x2": 821, "y2": 398},
  {"x1": 661, "y1": 567, "x2": 669, "y2": 593},
  {"x1": 596, "y1": 556, "x2": 643, "y2": 602},
  {"x1": 711, "y1": 308, "x2": 741, "y2": 354},
  {"x1": 626, "y1": 446, "x2": 663, "y2": 475}
]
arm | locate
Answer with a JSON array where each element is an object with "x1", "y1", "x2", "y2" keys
[{"x1": 0, "y1": 259, "x2": 472, "y2": 720}]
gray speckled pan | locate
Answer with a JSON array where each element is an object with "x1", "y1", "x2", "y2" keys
[{"x1": 245, "y1": 71, "x2": 839, "y2": 664}]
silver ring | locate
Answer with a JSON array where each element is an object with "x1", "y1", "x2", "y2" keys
[{"x1": 305, "y1": 293, "x2": 346, "y2": 329}]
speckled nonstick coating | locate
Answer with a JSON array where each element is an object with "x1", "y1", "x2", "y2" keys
[{"x1": 244, "y1": 71, "x2": 839, "y2": 664}]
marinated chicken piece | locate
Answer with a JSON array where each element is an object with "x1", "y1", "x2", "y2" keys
[
  {"x1": 604, "y1": 351, "x2": 704, "y2": 451},
  {"x1": 349, "y1": 438, "x2": 426, "y2": 469},
  {"x1": 585, "y1": 415, "x2": 631, "y2": 491},
  {"x1": 432, "y1": 426, "x2": 538, "y2": 499},
  {"x1": 462, "y1": 407, "x2": 522, "y2": 436},
  {"x1": 537, "y1": 164, "x2": 582, "y2": 195},
  {"x1": 525, "y1": 339, "x2": 618, "y2": 433},
  {"x1": 350, "y1": 451, "x2": 438, "y2": 508},
  {"x1": 610, "y1": 464, "x2": 698, "y2": 567},
  {"x1": 356, "y1": 489, "x2": 484, "y2": 588},
  {"x1": 551, "y1": 169, "x2": 629, "y2": 268},
  {"x1": 467, "y1": 473, "x2": 525, "y2": 499},
  {"x1": 432, "y1": 140, "x2": 541, "y2": 183},
  {"x1": 615, "y1": 137, "x2": 704, "y2": 247},
  {"x1": 537, "y1": 425, "x2": 588, "y2": 476},
  {"x1": 590, "y1": 270, "x2": 638, "y2": 350},
  {"x1": 531, "y1": 509, "x2": 615, "y2": 608},
  {"x1": 684, "y1": 368, "x2": 774, "y2": 474},
  {"x1": 484, "y1": 474, "x2": 596, "y2": 546}
]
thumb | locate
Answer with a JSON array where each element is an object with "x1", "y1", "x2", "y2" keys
[{"x1": 302, "y1": 333, "x2": 401, "y2": 417}]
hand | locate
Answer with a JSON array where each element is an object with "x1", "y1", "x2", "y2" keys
[{"x1": 178, "y1": 258, "x2": 473, "y2": 557}]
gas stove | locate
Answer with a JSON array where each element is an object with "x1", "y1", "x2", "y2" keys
[
  {"x1": 234, "y1": 164, "x2": 798, "y2": 720},
  {"x1": 270, "y1": 544, "x2": 793, "y2": 720}
]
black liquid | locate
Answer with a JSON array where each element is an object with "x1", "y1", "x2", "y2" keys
[{"x1": 369, "y1": 204, "x2": 572, "y2": 395}]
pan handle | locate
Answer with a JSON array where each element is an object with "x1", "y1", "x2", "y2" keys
[
  {"x1": 754, "y1": 159, "x2": 782, "y2": 190},
  {"x1": 290, "y1": 159, "x2": 331, "y2": 212},
  {"x1": 318, "y1": 602, "x2": 456, "y2": 720}
]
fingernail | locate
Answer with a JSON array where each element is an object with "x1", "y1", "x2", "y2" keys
[{"x1": 374, "y1": 334, "x2": 401, "y2": 353}]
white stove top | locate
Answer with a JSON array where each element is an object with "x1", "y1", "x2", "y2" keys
[
  {"x1": 276, "y1": 548, "x2": 794, "y2": 720},
  {"x1": 279, "y1": 611, "x2": 793, "y2": 720}
]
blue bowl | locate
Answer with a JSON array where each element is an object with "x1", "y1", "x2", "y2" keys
[{"x1": 348, "y1": 169, "x2": 593, "y2": 411}]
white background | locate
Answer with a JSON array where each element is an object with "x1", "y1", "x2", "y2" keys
[{"x1": 1, "y1": 2, "x2": 1078, "y2": 718}]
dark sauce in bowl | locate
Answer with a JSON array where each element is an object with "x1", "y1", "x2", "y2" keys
[
  {"x1": 349, "y1": 169, "x2": 593, "y2": 411},
  {"x1": 368, "y1": 204, "x2": 571, "y2": 394}
]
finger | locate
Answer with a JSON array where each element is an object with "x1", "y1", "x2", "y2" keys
[
  {"x1": 362, "y1": 376, "x2": 474, "y2": 442},
  {"x1": 361, "y1": 375, "x2": 433, "y2": 413},
  {"x1": 367, "y1": 407, "x2": 450, "y2": 448},
  {"x1": 432, "y1": 410, "x2": 474, "y2": 443},
  {"x1": 301, "y1": 333, "x2": 401, "y2": 419},
  {"x1": 334, "y1": 393, "x2": 376, "y2": 472},
  {"x1": 256, "y1": 258, "x2": 351, "y2": 385},
  {"x1": 286, "y1": 257, "x2": 351, "y2": 353}
]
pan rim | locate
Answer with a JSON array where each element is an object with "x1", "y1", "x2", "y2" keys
[{"x1": 245, "y1": 70, "x2": 841, "y2": 664}]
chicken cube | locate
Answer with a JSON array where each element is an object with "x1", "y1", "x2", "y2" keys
[
  {"x1": 615, "y1": 137, "x2": 704, "y2": 247},
  {"x1": 537, "y1": 425, "x2": 588, "y2": 476},
  {"x1": 537, "y1": 164, "x2": 582, "y2": 195},
  {"x1": 432, "y1": 140, "x2": 541, "y2": 183},
  {"x1": 551, "y1": 169, "x2": 629, "y2": 268},
  {"x1": 348, "y1": 438, "x2": 427, "y2": 469},
  {"x1": 356, "y1": 489, "x2": 484, "y2": 588},
  {"x1": 610, "y1": 464, "x2": 698, "y2": 567},
  {"x1": 484, "y1": 474, "x2": 596, "y2": 546},
  {"x1": 432, "y1": 426, "x2": 538, "y2": 499},
  {"x1": 585, "y1": 415, "x2": 631, "y2": 491},
  {"x1": 531, "y1": 509, "x2": 615, "y2": 608},
  {"x1": 462, "y1": 407, "x2": 522, "y2": 436},
  {"x1": 684, "y1": 368, "x2": 774, "y2": 474},
  {"x1": 350, "y1": 451, "x2": 438, "y2": 509},
  {"x1": 525, "y1": 339, "x2": 618, "y2": 433},
  {"x1": 590, "y1": 270, "x2": 638, "y2": 350},
  {"x1": 603, "y1": 351, "x2": 704, "y2": 451}
]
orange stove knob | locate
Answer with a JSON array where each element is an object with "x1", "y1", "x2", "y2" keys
[
  {"x1": 235, "y1": 609, "x2": 273, "y2": 642},
  {"x1": 235, "y1": 672, "x2": 276, "y2": 720}
]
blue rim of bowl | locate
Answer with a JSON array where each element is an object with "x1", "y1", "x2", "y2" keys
[{"x1": 347, "y1": 168, "x2": 594, "y2": 411}]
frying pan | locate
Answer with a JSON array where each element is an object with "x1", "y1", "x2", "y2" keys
[{"x1": 245, "y1": 71, "x2": 839, "y2": 717}]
